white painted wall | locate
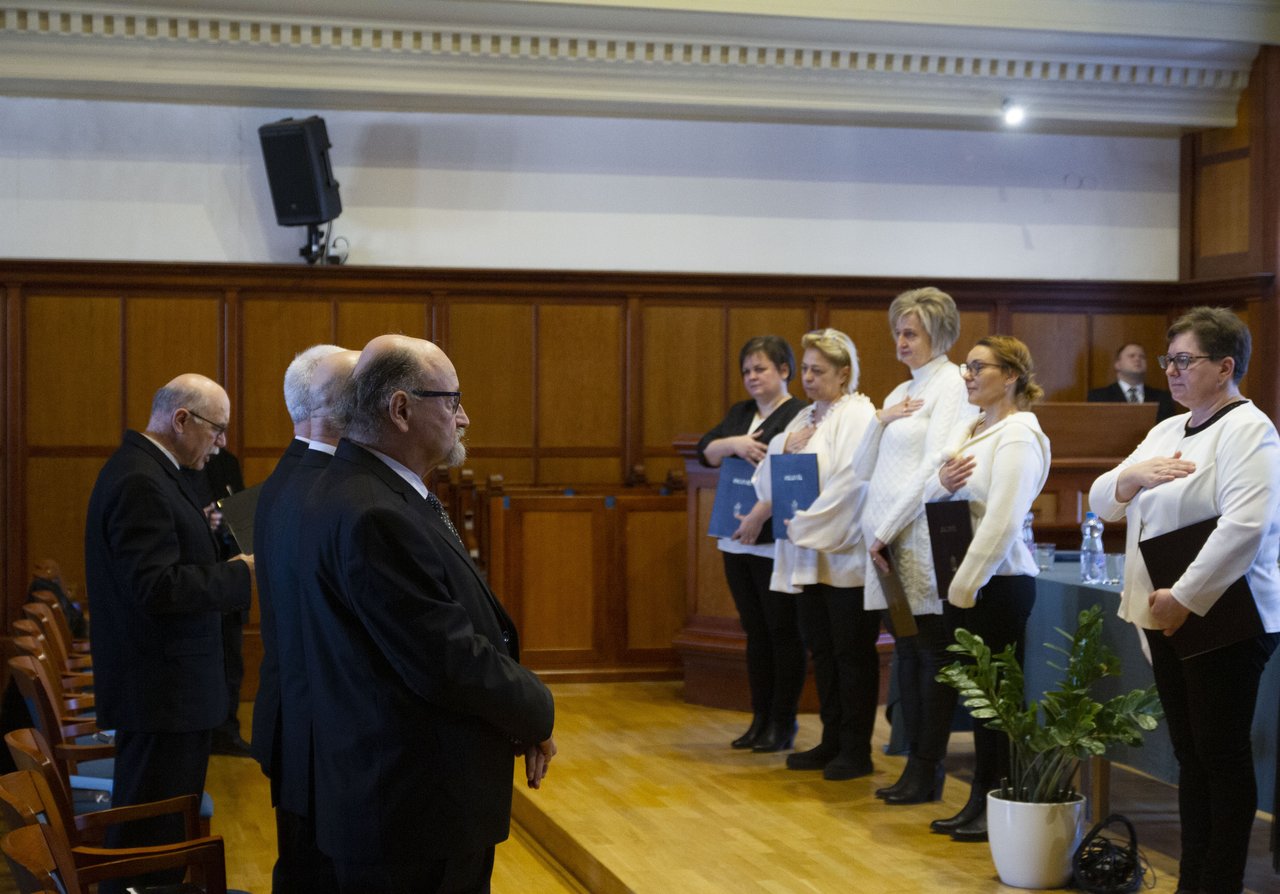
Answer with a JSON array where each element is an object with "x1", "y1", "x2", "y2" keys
[{"x1": 0, "y1": 96, "x2": 1179, "y2": 279}]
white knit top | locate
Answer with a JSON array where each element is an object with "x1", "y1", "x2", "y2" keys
[{"x1": 854, "y1": 355, "x2": 977, "y2": 615}]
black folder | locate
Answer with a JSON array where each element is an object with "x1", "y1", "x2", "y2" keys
[
  {"x1": 925, "y1": 500, "x2": 973, "y2": 600},
  {"x1": 1138, "y1": 515, "x2": 1263, "y2": 659},
  {"x1": 876, "y1": 544, "x2": 918, "y2": 638},
  {"x1": 217, "y1": 482, "x2": 262, "y2": 556}
]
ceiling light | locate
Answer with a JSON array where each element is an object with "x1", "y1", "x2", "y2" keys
[{"x1": 1002, "y1": 100, "x2": 1026, "y2": 126}]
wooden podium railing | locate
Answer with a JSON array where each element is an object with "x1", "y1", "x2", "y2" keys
[{"x1": 670, "y1": 402, "x2": 1157, "y2": 710}]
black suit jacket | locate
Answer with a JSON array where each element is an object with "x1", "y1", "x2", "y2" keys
[
  {"x1": 298, "y1": 440, "x2": 554, "y2": 862},
  {"x1": 1087, "y1": 381, "x2": 1178, "y2": 421},
  {"x1": 250, "y1": 437, "x2": 310, "y2": 788},
  {"x1": 84, "y1": 431, "x2": 252, "y2": 732}
]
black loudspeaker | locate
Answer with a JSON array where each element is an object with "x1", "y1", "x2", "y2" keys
[{"x1": 258, "y1": 116, "x2": 342, "y2": 226}]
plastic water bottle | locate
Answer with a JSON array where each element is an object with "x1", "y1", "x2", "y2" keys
[{"x1": 1080, "y1": 512, "x2": 1105, "y2": 584}]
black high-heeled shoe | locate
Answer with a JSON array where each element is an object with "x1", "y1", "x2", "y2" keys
[
  {"x1": 929, "y1": 785, "x2": 988, "y2": 833},
  {"x1": 883, "y1": 758, "x2": 945, "y2": 805},
  {"x1": 750, "y1": 717, "x2": 798, "y2": 753},
  {"x1": 731, "y1": 713, "x2": 767, "y2": 749}
]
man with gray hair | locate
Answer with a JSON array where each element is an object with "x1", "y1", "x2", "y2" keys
[
  {"x1": 253, "y1": 348, "x2": 358, "y2": 894},
  {"x1": 85, "y1": 374, "x2": 253, "y2": 892},
  {"x1": 298, "y1": 335, "x2": 556, "y2": 892}
]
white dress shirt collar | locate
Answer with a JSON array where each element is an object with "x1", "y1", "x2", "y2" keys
[{"x1": 364, "y1": 446, "x2": 429, "y2": 500}]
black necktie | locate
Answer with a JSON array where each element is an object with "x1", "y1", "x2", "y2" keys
[
  {"x1": 1127, "y1": 387, "x2": 1139, "y2": 403},
  {"x1": 425, "y1": 491, "x2": 463, "y2": 545}
]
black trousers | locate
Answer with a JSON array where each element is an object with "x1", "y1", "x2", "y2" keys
[
  {"x1": 892, "y1": 611, "x2": 956, "y2": 763},
  {"x1": 101, "y1": 728, "x2": 212, "y2": 894},
  {"x1": 275, "y1": 806, "x2": 339, "y2": 893},
  {"x1": 332, "y1": 846, "x2": 495, "y2": 894},
  {"x1": 1145, "y1": 628, "x2": 1278, "y2": 894},
  {"x1": 931, "y1": 575, "x2": 1035, "y2": 787},
  {"x1": 795, "y1": 584, "x2": 881, "y2": 756},
  {"x1": 218, "y1": 610, "x2": 245, "y2": 737},
  {"x1": 722, "y1": 552, "x2": 806, "y2": 721}
]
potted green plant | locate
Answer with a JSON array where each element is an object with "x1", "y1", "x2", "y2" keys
[{"x1": 937, "y1": 604, "x2": 1164, "y2": 889}]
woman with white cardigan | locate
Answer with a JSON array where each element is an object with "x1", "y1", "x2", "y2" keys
[
  {"x1": 922, "y1": 335, "x2": 1051, "y2": 842},
  {"x1": 735, "y1": 328, "x2": 880, "y2": 779},
  {"x1": 1089, "y1": 308, "x2": 1280, "y2": 894},
  {"x1": 857, "y1": 287, "x2": 977, "y2": 806}
]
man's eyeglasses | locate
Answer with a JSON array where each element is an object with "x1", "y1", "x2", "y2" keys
[
  {"x1": 185, "y1": 409, "x2": 228, "y2": 437},
  {"x1": 410, "y1": 389, "x2": 463, "y2": 413},
  {"x1": 959, "y1": 361, "x2": 1003, "y2": 378},
  {"x1": 1156, "y1": 353, "x2": 1213, "y2": 371}
]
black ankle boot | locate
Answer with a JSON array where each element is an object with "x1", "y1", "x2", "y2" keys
[
  {"x1": 949, "y1": 807, "x2": 988, "y2": 842},
  {"x1": 875, "y1": 763, "x2": 912, "y2": 799},
  {"x1": 883, "y1": 757, "x2": 945, "y2": 804},
  {"x1": 929, "y1": 784, "x2": 988, "y2": 833},
  {"x1": 785, "y1": 738, "x2": 838, "y2": 770},
  {"x1": 750, "y1": 717, "x2": 797, "y2": 753},
  {"x1": 731, "y1": 713, "x2": 767, "y2": 749}
]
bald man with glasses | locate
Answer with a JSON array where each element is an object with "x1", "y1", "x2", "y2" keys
[{"x1": 85, "y1": 373, "x2": 253, "y2": 894}]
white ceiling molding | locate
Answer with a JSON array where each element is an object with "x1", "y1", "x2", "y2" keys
[{"x1": 0, "y1": 1, "x2": 1272, "y2": 133}]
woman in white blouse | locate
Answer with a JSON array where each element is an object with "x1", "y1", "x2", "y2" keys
[
  {"x1": 857, "y1": 287, "x2": 977, "y2": 806},
  {"x1": 924, "y1": 335, "x2": 1050, "y2": 842},
  {"x1": 736, "y1": 329, "x2": 880, "y2": 779},
  {"x1": 1089, "y1": 308, "x2": 1280, "y2": 894}
]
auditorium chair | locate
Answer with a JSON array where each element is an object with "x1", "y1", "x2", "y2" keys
[
  {"x1": 0, "y1": 796, "x2": 228, "y2": 894},
  {"x1": 22, "y1": 602, "x2": 92, "y2": 674},
  {"x1": 6, "y1": 657, "x2": 112, "y2": 781},
  {"x1": 9, "y1": 636, "x2": 94, "y2": 719},
  {"x1": 6, "y1": 727, "x2": 111, "y2": 817}
]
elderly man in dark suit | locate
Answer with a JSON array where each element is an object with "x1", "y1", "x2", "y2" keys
[
  {"x1": 250, "y1": 343, "x2": 343, "y2": 788},
  {"x1": 297, "y1": 335, "x2": 556, "y2": 893},
  {"x1": 84, "y1": 373, "x2": 253, "y2": 892},
  {"x1": 253, "y1": 346, "x2": 356, "y2": 894},
  {"x1": 1087, "y1": 342, "x2": 1178, "y2": 420}
]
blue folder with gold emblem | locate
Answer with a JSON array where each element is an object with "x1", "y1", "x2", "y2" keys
[
  {"x1": 707, "y1": 457, "x2": 759, "y2": 539},
  {"x1": 769, "y1": 453, "x2": 819, "y2": 542}
]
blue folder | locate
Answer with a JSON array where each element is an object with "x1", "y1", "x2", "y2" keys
[
  {"x1": 769, "y1": 453, "x2": 819, "y2": 541},
  {"x1": 707, "y1": 457, "x2": 758, "y2": 539}
]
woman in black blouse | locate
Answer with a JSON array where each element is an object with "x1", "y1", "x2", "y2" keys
[{"x1": 697, "y1": 336, "x2": 807, "y2": 751}]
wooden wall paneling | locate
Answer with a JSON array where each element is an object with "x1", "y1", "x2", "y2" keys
[
  {"x1": 642, "y1": 304, "x2": 725, "y2": 476},
  {"x1": 955, "y1": 309, "x2": 993, "y2": 356},
  {"x1": 238, "y1": 298, "x2": 334, "y2": 452},
  {"x1": 502, "y1": 500, "x2": 607, "y2": 667},
  {"x1": 124, "y1": 296, "x2": 222, "y2": 430},
  {"x1": 335, "y1": 298, "x2": 430, "y2": 350},
  {"x1": 1011, "y1": 311, "x2": 1088, "y2": 400},
  {"x1": 620, "y1": 497, "x2": 687, "y2": 654},
  {"x1": 24, "y1": 457, "x2": 108, "y2": 600},
  {"x1": 25, "y1": 295, "x2": 122, "y2": 447},
  {"x1": 536, "y1": 458, "x2": 620, "y2": 484},
  {"x1": 538, "y1": 303, "x2": 622, "y2": 448},
  {"x1": 447, "y1": 301, "x2": 536, "y2": 481},
  {"x1": 1196, "y1": 157, "x2": 1252, "y2": 259},
  {"x1": 828, "y1": 307, "x2": 898, "y2": 405},
  {"x1": 692, "y1": 486, "x2": 735, "y2": 620},
  {"x1": 1087, "y1": 313, "x2": 1174, "y2": 394},
  {"x1": 725, "y1": 305, "x2": 813, "y2": 402},
  {"x1": 241, "y1": 456, "x2": 278, "y2": 489}
]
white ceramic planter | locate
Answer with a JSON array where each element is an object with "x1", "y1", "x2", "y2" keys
[{"x1": 986, "y1": 791, "x2": 1086, "y2": 889}]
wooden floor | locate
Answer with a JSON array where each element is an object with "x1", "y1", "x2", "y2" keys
[{"x1": 2, "y1": 682, "x2": 1275, "y2": 893}]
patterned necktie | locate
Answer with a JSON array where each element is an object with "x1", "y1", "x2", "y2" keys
[
  {"x1": 425, "y1": 491, "x2": 463, "y2": 545},
  {"x1": 1127, "y1": 387, "x2": 1139, "y2": 403}
]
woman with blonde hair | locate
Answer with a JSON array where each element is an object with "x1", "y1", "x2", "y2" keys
[
  {"x1": 857, "y1": 287, "x2": 977, "y2": 806},
  {"x1": 922, "y1": 335, "x2": 1051, "y2": 841},
  {"x1": 737, "y1": 328, "x2": 881, "y2": 779}
]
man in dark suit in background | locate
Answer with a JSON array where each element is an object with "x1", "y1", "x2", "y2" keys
[
  {"x1": 1087, "y1": 342, "x2": 1178, "y2": 421},
  {"x1": 250, "y1": 342, "x2": 345, "y2": 798},
  {"x1": 298, "y1": 335, "x2": 556, "y2": 893},
  {"x1": 253, "y1": 347, "x2": 357, "y2": 894},
  {"x1": 185, "y1": 447, "x2": 252, "y2": 757},
  {"x1": 84, "y1": 374, "x2": 253, "y2": 893}
]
